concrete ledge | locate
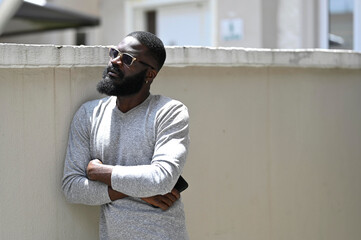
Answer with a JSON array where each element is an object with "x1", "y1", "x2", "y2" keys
[
  {"x1": 0, "y1": 44, "x2": 108, "y2": 67},
  {"x1": 167, "y1": 46, "x2": 361, "y2": 69},
  {"x1": 1, "y1": 43, "x2": 360, "y2": 69}
]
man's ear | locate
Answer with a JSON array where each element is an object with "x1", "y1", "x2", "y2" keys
[{"x1": 146, "y1": 69, "x2": 157, "y2": 83}]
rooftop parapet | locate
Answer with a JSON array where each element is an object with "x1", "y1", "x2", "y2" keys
[{"x1": 1, "y1": 44, "x2": 360, "y2": 69}]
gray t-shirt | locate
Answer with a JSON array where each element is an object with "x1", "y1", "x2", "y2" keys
[{"x1": 62, "y1": 94, "x2": 190, "y2": 240}]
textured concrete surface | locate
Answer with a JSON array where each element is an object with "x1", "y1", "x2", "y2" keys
[{"x1": 1, "y1": 43, "x2": 360, "y2": 69}]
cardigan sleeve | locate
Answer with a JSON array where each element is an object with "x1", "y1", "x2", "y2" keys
[{"x1": 62, "y1": 105, "x2": 112, "y2": 205}]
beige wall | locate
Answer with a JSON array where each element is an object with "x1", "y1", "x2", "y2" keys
[
  {"x1": 1, "y1": 44, "x2": 361, "y2": 239},
  {"x1": 155, "y1": 65, "x2": 361, "y2": 240}
]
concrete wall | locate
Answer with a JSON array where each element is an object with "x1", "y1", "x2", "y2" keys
[{"x1": 1, "y1": 44, "x2": 361, "y2": 240}]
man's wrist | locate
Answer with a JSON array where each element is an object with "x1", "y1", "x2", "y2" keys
[
  {"x1": 87, "y1": 160, "x2": 114, "y2": 186},
  {"x1": 108, "y1": 186, "x2": 128, "y2": 201},
  {"x1": 95, "y1": 164, "x2": 113, "y2": 186}
]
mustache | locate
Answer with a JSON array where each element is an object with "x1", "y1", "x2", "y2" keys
[{"x1": 103, "y1": 64, "x2": 123, "y2": 78}]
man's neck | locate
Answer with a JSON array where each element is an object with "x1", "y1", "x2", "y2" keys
[{"x1": 116, "y1": 91, "x2": 150, "y2": 113}]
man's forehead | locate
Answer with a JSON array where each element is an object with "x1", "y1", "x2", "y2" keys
[{"x1": 117, "y1": 36, "x2": 147, "y2": 55}]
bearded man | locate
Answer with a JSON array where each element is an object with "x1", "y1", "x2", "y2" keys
[{"x1": 62, "y1": 31, "x2": 190, "y2": 240}]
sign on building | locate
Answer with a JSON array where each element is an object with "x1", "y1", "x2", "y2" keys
[{"x1": 221, "y1": 18, "x2": 244, "y2": 41}]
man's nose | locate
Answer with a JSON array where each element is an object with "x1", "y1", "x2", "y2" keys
[{"x1": 110, "y1": 55, "x2": 123, "y2": 66}]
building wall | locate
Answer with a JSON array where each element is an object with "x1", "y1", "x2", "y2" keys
[
  {"x1": 217, "y1": 0, "x2": 262, "y2": 47},
  {"x1": 1, "y1": 44, "x2": 361, "y2": 239},
  {"x1": 98, "y1": 0, "x2": 126, "y2": 45},
  {"x1": 0, "y1": 0, "x2": 326, "y2": 48},
  {"x1": 47, "y1": 0, "x2": 100, "y2": 16},
  {"x1": 261, "y1": 0, "x2": 279, "y2": 48}
]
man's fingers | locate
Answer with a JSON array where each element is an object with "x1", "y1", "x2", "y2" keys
[
  {"x1": 158, "y1": 191, "x2": 180, "y2": 209},
  {"x1": 157, "y1": 202, "x2": 169, "y2": 211},
  {"x1": 159, "y1": 195, "x2": 173, "y2": 207},
  {"x1": 171, "y1": 188, "x2": 180, "y2": 199},
  {"x1": 154, "y1": 196, "x2": 170, "y2": 210},
  {"x1": 142, "y1": 189, "x2": 182, "y2": 211},
  {"x1": 165, "y1": 192, "x2": 177, "y2": 202}
]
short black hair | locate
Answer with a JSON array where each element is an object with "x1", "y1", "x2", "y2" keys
[{"x1": 127, "y1": 31, "x2": 166, "y2": 71}]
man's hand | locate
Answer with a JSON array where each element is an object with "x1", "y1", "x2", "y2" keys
[
  {"x1": 141, "y1": 189, "x2": 180, "y2": 211},
  {"x1": 86, "y1": 159, "x2": 113, "y2": 186},
  {"x1": 86, "y1": 159, "x2": 103, "y2": 180}
]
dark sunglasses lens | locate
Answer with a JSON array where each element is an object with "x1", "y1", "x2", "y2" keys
[
  {"x1": 122, "y1": 54, "x2": 133, "y2": 65},
  {"x1": 109, "y1": 48, "x2": 119, "y2": 59}
]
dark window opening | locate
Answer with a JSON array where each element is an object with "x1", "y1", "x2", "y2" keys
[
  {"x1": 76, "y1": 31, "x2": 87, "y2": 45},
  {"x1": 146, "y1": 10, "x2": 157, "y2": 34}
]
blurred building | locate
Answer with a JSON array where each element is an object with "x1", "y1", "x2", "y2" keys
[{"x1": 0, "y1": 0, "x2": 360, "y2": 51}]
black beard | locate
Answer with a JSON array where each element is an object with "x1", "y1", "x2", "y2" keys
[{"x1": 97, "y1": 65, "x2": 147, "y2": 96}]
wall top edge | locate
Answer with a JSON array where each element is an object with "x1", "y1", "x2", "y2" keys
[{"x1": 0, "y1": 44, "x2": 360, "y2": 69}]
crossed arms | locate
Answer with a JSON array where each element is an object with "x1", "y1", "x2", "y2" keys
[{"x1": 86, "y1": 159, "x2": 180, "y2": 210}]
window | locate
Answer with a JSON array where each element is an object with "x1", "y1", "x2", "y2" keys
[
  {"x1": 329, "y1": 0, "x2": 354, "y2": 49},
  {"x1": 320, "y1": 0, "x2": 360, "y2": 51},
  {"x1": 156, "y1": 2, "x2": 211, "y2": 46},
  {"x1": 76, "y1": 31, "x2": 86, "y2": 45},
  {"x1": 146, "y1": 10, "x2": 156, "y2": 35},
  {"x1": 126, "y1": 0, "x2": 213, "y2": 47}
]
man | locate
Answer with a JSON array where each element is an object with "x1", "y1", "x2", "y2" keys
[{"x1": 62, "y1": 31, "x2": 190, "y2": 240}]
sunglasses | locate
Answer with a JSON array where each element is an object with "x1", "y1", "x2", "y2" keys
[{"x1": 109, "y1": 47, "x2": 155, "y2": 69}]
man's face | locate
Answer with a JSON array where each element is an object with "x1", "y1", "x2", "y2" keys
[{"x1": 96, "y1": 36, "x2": 154, "y2": 97}]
